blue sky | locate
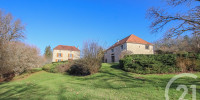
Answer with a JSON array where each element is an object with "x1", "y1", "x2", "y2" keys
[{"x1": 0, "y1": 0, "x2": 167, "y2": 54}]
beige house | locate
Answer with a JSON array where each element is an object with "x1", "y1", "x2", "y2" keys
[
  {"x1": 52, "y1": 45, "x2": 80, "y2": 62},
  {"x1": 104, "y1": 34, "x2": 154, "y2": 63}
]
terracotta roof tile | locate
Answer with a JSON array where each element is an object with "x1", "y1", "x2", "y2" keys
[
  {"x1": 54, "y1": 45, "x2": 80, "y2": 51},
  {"x1": 107, "y1": 34, "x2": 152, "y2": 51}
]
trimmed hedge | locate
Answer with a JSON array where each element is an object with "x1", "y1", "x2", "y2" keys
[{"x1": 120, "y1": 53, "x2": 200, "y2": 74}]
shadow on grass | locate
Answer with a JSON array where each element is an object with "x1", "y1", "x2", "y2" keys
[
  {"x1": 0, "y1": 83, "x2": 48, "y2": 100},
  {"x1": 0, "y1": 63, "x2": 199, "y2": 100},
  {"x1": 74, "y1": 63, "x2": 200, "y2": 92}
]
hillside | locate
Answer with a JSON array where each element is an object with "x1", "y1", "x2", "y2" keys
[{"x1": 0, "y1": 63, "x2": 199, "y2": 100}]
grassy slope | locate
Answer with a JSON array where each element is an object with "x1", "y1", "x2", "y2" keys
[{"x1": 0, "y1": 63, "x2": 200, "y2": 100}]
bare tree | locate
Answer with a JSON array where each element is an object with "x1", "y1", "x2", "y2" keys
[
  {"x1": 0, "y1": 10, "x2": 25, "y2": 43},
  {"x1": 0, "y1": 42, "x2": 42, "y2": 74},
  {"x1": 147, "y1": 0, "x2": 200, "y2": 51},
  {"x1": 0, "y1": 10, "x2": 43, "y2": 81},
  {"x1": 119, "y1": 50, "x2": 133, "y2": 59},
  {"x1": 82, "y1": 41, "x2": 104, "y2": 60},
  {"x1": 153, "y1": 35, "x2": 200, "y2": 53},
  {"x1": 69, "y1": 41, "x2": 104, "y2": 75}
]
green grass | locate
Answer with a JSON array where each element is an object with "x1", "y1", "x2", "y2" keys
[{"x1": 0, "y1": 63, "x2": 200, "y2": 100}]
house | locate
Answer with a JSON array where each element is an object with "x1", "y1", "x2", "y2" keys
[
  {"x1": 52, "y1": 45, "x2": 80, "y2": 62},
  {"x1": 104, "y1": 34, "x2": 154, "y2": 63}
]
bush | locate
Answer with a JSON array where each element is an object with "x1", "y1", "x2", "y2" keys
[
  {"x1": 120, "y1": 54, "x2": 199, "y2": 74},
  {"x1": 0, "y1": 71, "x2": 15, "y2": 82},
  {"x1": 42, "y1": 61, "x2": 68, "y2": 73},
  {"x1": 68, "y1": 58, "x2": 102, "y2": 76},
  {"x1": 56, "y1": 63, "x2": 72, "y2": 73},
  {"x1": 42, "y1": 64, "x2": 56, "y2": 73},
  {"x1": 68, "y1": 41, "x2": 103, "y2": 76},
  {"x1": 0, "y1": 42, "x2": 43, "y2": 82},
  {"x1": 68, "y1": 60, "x2": 90, "y2": 76},
  {"x1": 26, "y1": 68, "x2": 42, "y2": 73},
  {"x1": 197, "y1": 54, "x2": 200, "y2": 60},
  {"x1": 194, "y1": 60, "x2": 200, "y2": 71}
]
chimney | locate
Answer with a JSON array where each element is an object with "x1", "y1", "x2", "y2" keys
[{"x1": 77, "y1": 46, "x2": 79, "y2": 49}]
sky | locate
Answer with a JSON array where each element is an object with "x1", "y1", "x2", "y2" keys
[{"x1": 0, "y1": 0, "x2": 168, "y2": 54}]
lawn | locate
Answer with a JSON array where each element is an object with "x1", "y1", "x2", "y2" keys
[{"x1": 0, "y1": 63, "x2": 199, "y2": 100}]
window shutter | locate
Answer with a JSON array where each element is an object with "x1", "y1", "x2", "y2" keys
[
  {"x1": 72, "y1": 54, "x2": 73, "y2": 59},
  {"x1": 61, "y1": 53, "x2": 63, "y2": 57},
  {"x1": 68, "y1": 53, "x2": 69, "y2": 57},
  {"x1": 61, "y1": 59, "x2": 63, "y2": 61},
  {"x1": 57, "y1": 53, "x2": 59, "y2": 57},
  {"x1": 56, "y1": 59, "x2": 58, "y2": 62}
]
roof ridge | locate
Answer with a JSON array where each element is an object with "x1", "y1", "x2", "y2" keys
[
  {"x1": 126, "y1": 34, "x2": 134, "y2": 43},
  {"x1": 54, "y1": 45, "x2": 80, "y2": 51},
  {"x1": 106, "y1": 34, "x2": 152, "y2": 51}
]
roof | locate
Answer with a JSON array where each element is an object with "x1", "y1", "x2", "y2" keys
[
  {"x1": 54, "y1": 45, "x2": 80, "y2": 51},
  {"x1": 107, "y1": 34, "x2": 152, "y2": 51}
]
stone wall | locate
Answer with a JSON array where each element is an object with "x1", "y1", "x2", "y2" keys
[
  {"x1": 126, "y1": 43, "x2": 154, "y2": 54},
  {"x1": 104, "y1": 43, "x2": 127, "y2": 63},
  {"x1": 104, "y1": 43, "x2": 154, "y2": 63}
]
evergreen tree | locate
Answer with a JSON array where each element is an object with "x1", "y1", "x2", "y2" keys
[{"x1": 44, "y1": 45, "x2": 52, "y2": 59}]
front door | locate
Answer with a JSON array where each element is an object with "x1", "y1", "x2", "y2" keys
[{"x1": 111, "y1": 55, "x2": 115, "y2": 63}]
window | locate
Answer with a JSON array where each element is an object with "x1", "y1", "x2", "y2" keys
[
  {"x1": 69, "y1": 54, "x2": 73, "y2": 58},
  {"x1": 145, "y1": 45, "x2": 149, "y2": 49},
  {"x1": 68, "y1": 53, "x2": 73, "y2": 59},
  {"x1": 57, "y1": 53, "x2": 62, "y2": 57},
  {"x1": 58, "y1": 59, "x2": 61, "y2": 62},
  {"x1": 121, "y1": 45, "x2": 123, "y2": 50},
  {"x1": 111, "y1": 49, "x2": 114, "y2": 52}
]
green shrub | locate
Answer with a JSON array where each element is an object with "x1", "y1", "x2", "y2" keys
[
  {"x1": 119, "y1": 54, "x2": 199, "y2": 74},
  {"x1": 197, "y1": 54, "x2": 200, "y2": 60},
  {"x1": 194, "y1": 60, "x2": 200, "y2": 71},
  {"x1": 42, "y1": 62, "x2": 68, "y2": 73},
  {"x1": 42, "y1": 64, "x2": 55, "y2": 72},
  {"x1": 27, "y1": 68, "x2": 42, "y2": 73}
]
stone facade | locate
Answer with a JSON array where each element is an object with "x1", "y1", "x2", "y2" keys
[
  {"x1": 52, "y1": 45, "x2": 80, "y2": 62},
  {"x1": 127, "y1": 43, "x2": 154, "y2": 54},
  {"x1": 104, "y1": 43, "x2": 127, "y2": 63},
  {"x1": 104, "y1": 34, "x2": 154, "y2": 63},
  {"x1": 52, "y1": 50, "x2": 80, "y2": 62},
  {"x1": 104, "y1": 43, "x2": 153, "y2": 63}
]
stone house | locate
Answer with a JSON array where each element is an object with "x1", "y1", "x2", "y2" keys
[
  {"x1": 52, "y1": 45, "x2": 80, "y2": 62},
  {"x1": 104, "y1": 34, "x2": 154, "y2": 63}
]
